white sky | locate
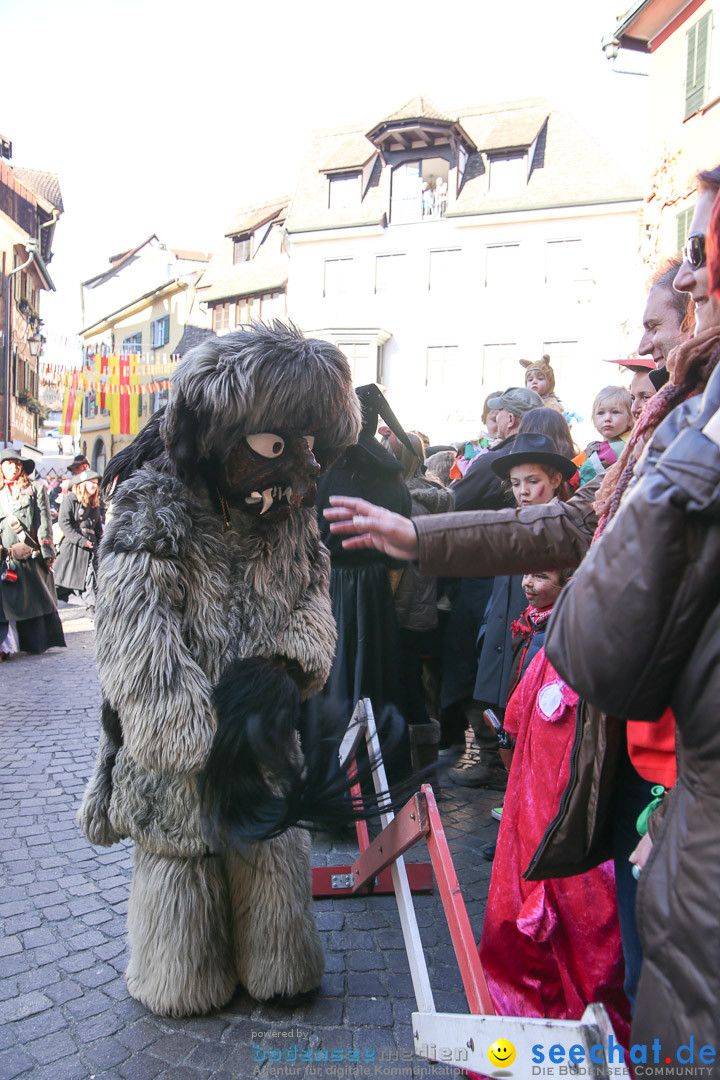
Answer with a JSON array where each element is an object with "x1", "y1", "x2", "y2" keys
[{"x1": 2, "y1": 0, "x2": 649, "y2": 354}]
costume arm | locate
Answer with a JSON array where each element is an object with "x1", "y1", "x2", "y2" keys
[
  {"x1": 416, "y1": 477, "x2": 600, "y2": 577},
  {"x1": 272, "y1": 529, "x2": 336, "y2": 698},
  {"x1": 95, "y1": 479, "x2": 216, "y2": 774},
  {"x1": 34, "y1": 483, "x2": 56, "y2": 557},
  {"x1": 546, "y1": 425, "x2": 720, "y2": 720}
]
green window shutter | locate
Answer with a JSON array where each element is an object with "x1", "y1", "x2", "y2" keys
[
  {"x1": 685, "y1": 13, "x2": 711, "y2": 119},
  {"x1": 677, "y1": 207, "x2": 693, "y2": 252}
]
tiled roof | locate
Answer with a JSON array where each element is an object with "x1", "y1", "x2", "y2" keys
[
  {"x1": 455, "y1": 98, "x2": 550, "y2": 152},
  {"x1": 224, "y1": 196, "x2": 290, "y2": 238},
  {"x1": 199, "y1": 208, "x2": 289, "y2": 305},
  {"x1": 449, "y1": 108, "x2": 640, "y2": 217},
  {"x1": 171, "y1": 248, "x2": 211, "y2": 262},
  {"x1": 379, "y1": 95, "x2": 453, "y2": 124},
  {"x1": 173, "y1": 324, "x2": 217, "y2": 357},
  {"x1": 321, "y1": 133, "x2": 377, "y2": 173},
  {"x1": 10, "y1": 167, "x2": 64, "y2": 212},
  {"x1": 285, "y1": 97, "x2": 640, "y2": 234}
]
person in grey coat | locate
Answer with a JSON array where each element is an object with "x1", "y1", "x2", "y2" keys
[
  {"x1": 54, "y1": 470, "x2": 103, "y2": 606},
  {"x1": 0, "y1": 449, "x2": 65, "y2": 658}
]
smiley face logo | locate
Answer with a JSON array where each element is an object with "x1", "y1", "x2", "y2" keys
[{"x1": 487, "y1": 1039, "x2": 516, "y2": 1069}]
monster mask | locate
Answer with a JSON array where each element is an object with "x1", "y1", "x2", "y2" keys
[{"x1": 225, "y1": 429, "x2": 321, "y2": 520}]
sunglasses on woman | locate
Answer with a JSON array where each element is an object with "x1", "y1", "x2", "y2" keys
[{"x1": 683, "y1": 232, "x2": 706, "y2": 270}]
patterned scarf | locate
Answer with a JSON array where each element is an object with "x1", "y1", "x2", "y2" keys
[
  {"x1": 593, "y1": 327, "x2": 720, "y2": 539},
  {"x1": 511, "y1": 603, "x2": 554, "y2": 641}
]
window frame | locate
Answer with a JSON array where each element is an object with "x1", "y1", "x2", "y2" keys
[
  {"x1": 151, "y1": 314, "x2": 170, "y2": 349},
  {"x1": 233, "y1": 236, "x2": 252, "y2": 264}
]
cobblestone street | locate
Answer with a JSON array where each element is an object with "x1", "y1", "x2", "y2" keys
[{"x1": 0, "y1": 607, "x2": 498, "y2": 1080}]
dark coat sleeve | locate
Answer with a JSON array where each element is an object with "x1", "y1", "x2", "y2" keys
[{"x1": 545, "y1": 424, "x2": 720, "y2": 721}]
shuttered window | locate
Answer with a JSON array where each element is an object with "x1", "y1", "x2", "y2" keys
[
  {"x1": 685, "y1": 13, "x2": 711, "y2": 120},
  {"x1": 677, "y1": 206, "x2": 694, "y2": 253}
]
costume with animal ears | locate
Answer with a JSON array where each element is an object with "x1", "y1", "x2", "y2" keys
[{"x1": 77, "y1": 324, "x2": 361, "y2": 1017}]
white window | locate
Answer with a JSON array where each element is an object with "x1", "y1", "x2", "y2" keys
[
  {"x1": 328, "y1": 173, "x2": 361, "y2": 210},
  {"x1": 212, "y1": 304, "x2": 231, "y2": 333},
  {"x1": 545, "y1": 239, "x2": 583, "y2": 286},
  {"x1": 338, "y1": 341, "x2": 376, "y2": 384},
  {"x1": 259, "y1": 291, "x2": 286, "y2": 321},
  {"x1": 485, "y1": 244, "x2": 520, "y2": 288},
  {"x1": 324, "y1": 258, "x2": 354, "y2": 298},
  {"x1": 233, "y1": 237, "x2": 252, "y2": 264},
  {"x1": 429, "y1": 249, "x2": 460, "y2": 291},
  {"x1": 375, "y1": 253, "x2": 407, "y2": 293},
  {"x1": 426, "y1": 345, "x2": 459, "y2": 389},
  {"x1": 489, "y1": 155, "x2": 527, "y2": 195},
  {"x1": 122, "y1": 332, "x2": 142, "y2": 355},
  {"x1": 482, "y1": 343, "x2": 518, "y2": 392},
  {"x1": 151, "y1": 314, "x2": 170, "y2": 349}
]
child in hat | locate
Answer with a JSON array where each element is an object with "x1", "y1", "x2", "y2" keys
[
  {"x1": 520, "y1": 356, "x2": 563, "y2": 412},
  {"x1": 449, "y1": 433, "x2": 578, "y2": 790}
]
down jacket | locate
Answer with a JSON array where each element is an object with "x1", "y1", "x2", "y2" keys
[{"x1": 545, "y1": 380, "x2": 720, "y2": 1062}]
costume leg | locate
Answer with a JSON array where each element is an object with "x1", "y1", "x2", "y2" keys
[
  {"x1": 225, "y1": 828, "x2": 324, "y2": 1000},
  {"x1": 126, "y1": 847, "x2": 237, "y2": 1017}
]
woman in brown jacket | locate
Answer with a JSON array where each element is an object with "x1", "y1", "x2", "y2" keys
[{"x1": 546, "y1": 172, "x2": 720, "y2": 1061}]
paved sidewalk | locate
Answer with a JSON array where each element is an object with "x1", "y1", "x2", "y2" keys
[{"x1": 0, "y1": 608, "x2": 499, "y2": 1080}]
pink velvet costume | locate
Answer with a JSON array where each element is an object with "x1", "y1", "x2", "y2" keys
[{"x1": 478, "y1": 647, "x2": 630, "y2": 1045}]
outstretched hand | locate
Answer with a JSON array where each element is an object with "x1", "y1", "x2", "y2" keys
[{"x1": 324, "y1": 497, "x2": 419, "y2": 561}]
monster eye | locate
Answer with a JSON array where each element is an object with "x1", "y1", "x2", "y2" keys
[{"x1": 246, "y1": 433, "x2": 285, "y2": 458}]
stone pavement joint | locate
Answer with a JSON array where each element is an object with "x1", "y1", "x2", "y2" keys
[{"x1": 0, "y1": 606, "x2": 496, "y2": 1078}]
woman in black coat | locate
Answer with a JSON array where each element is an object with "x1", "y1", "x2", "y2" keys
[
  {"x1": 54, "y1": 470, "x2": 103, "y2": 607},
  {"x1": 0, "y1": 449, "x2": 65, "y2": 657}
]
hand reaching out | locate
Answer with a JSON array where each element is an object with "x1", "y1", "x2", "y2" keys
[{"x1": 324, "y1": 496, "x2": 419, "y2": 561}]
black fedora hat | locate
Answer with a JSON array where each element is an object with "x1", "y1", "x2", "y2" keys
[
  {"x1": 0, "y1": 448, "x2": 36, "y2": 475},
  {"x1": 491, "y1": 433, "x2": 576, "y2": 481},
  {"x1": 72, "y1": 469, "x2": 101, "y2": 485}
]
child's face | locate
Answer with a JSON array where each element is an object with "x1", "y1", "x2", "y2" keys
[
  {"x1": 484, "y1": 409, "x2": 499, "y2": 439},
  {"x1": 522, "y1": 570, "x2": 564, "y2": 609},
  {"x1": 594, "y1": 399, "x2": 631, "y2": 440},
  {"x1": 525, "y1": 370, "x2": 549, "y2": 396},
  {"x1": 509, "y1": 463, "x2": 561, "y2": 507}
]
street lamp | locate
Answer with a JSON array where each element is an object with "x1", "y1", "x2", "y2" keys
[
  {"x1": 601, "y1": 35, "x2": 620, "y2": 61},
  {"x1": 27, "y1": 334, "x2": 42, "y2": 357}
]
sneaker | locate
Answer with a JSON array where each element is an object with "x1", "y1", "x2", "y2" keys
[
  {"x1": 490, "y1": 806, "x2": 503, "y2": 821},
  {"x1": 448, "y1": 760, "x2": 508, "y2": 790}
]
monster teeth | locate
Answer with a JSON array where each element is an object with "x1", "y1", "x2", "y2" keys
[
  {"x1": 245, "y1": 491, "x2": 263, "y2": 504},
  {"x1": 284, "y1": 486, "x2": 293, "y2": 501},
  {"x1": 260, "y1": 488, "x2": 274, "y2": 515}
]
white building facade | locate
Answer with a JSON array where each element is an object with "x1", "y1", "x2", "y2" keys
[{"x1": 284, "y1": 97, "x2": 644, "y2": 442}]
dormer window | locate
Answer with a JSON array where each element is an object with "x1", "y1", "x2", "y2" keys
[
  {"x1": 391, "y1": 158, "x2": 449, "y2": 224},
  {"x1": 489, "y1": 154, "x2": 527, "y2": 195},
  {"x1": 328, "y1": 172, "x2": 361, "y2": 210},
  {"x1": 233, "y1": 236, "x2": 252, "y2": 264}
]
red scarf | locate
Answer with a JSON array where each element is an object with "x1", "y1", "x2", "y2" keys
[{"x1": 511, "y1": 603, "x2": 553, "y2": 641}]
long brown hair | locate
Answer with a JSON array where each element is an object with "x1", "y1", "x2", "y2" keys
[{"x1": 75, "y1": 481, "x2": 100, "y2": 508}]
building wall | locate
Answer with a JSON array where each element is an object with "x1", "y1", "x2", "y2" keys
[
  {"x1": 645, "y1": 0, "x2": 720, "y2": 256},
  {"x1": 286, "y1": 202, "x2": 643, "y2": 444},
  {"x1": 0, "y1": 227, "x2": 46, "y2": 445}
]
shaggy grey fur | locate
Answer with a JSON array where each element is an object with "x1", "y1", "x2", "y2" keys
[{"x1": 78, "y1": 324, "x2": 360, "y2": 1016}]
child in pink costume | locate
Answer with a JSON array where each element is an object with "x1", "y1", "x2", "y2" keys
[{"x1": 478, "y1": 587, "x2": 630, "y2": 1047}]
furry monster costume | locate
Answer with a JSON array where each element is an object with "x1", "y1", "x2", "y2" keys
[{"x1": 78, "y1": 324, "x2": 361, "y2": 1017}]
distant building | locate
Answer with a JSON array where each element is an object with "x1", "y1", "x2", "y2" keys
[
  {"x1": 603, "y1": 0, "x2": 720, "y2": 259},
  {"x1": 79, "y1": 235, "x2": 211, "y2": 469},
  {"x1": 0, "y1": 135, "x2": 63, "y2": 447},
  {"x1": 283, "y1": 96, "x2": 643, "y2": 440},
  {"x1": 197, "y1": 197, "x2": 289, "y2": 332}
]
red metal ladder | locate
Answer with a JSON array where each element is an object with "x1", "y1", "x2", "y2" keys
[{"x1": 317, "y1": 698, "x2": 630, "y2": 1079}]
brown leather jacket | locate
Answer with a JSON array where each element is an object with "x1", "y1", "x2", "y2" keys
[
  {"x1": 546, "y1": 388, "x2": 720, "y2": 1058},
  {"x1": 415, "y1": 476, "x2": 600, "y2": 578}
]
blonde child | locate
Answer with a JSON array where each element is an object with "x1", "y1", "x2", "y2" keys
[{"x1": 576, "y1": 386, "x2": 633, "y2": 485}]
